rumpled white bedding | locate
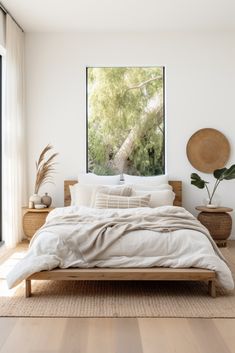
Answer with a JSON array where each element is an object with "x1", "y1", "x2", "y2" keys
[{"x1": 7, "y1": 206, "x2": 234, "y2": 290}]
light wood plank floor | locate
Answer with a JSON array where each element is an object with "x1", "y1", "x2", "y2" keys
[
  {"x1": 0, "y1": 242, "x2": 235, "y2": 353},
  {"x1": 0, "y1": 318, "x2": 235, "y2": 353}
]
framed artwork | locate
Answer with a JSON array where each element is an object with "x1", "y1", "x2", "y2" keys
[{"x1": 87, "y1": 66, "x2": 165, "y2": 176}]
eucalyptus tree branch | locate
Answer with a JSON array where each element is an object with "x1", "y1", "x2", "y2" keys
[{"x1": 126, "y1": 76, "x2": 162, "y2": 91}]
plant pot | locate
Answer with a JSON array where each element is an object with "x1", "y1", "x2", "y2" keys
[
  {"x1": 198, "y1": 212, "x2": 232, "y2": 240},
  {"x1": 203, "y1": 194, "x2": 221, "y2": 208},
  {"x1": 205, "y1": 204, "x2": 218, "y2": 209}
]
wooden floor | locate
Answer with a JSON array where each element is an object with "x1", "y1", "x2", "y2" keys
[
  {"x1": 0, "y1": 317, "x2": 235, "y2": 353},
  {"x1": 0, "y1": 242, "x2": 235, "y2": 353}
]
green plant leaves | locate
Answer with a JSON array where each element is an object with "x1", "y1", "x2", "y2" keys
[
  {"x1": 224, "y1": 164, "x2": 235, "y2": 180},
  {"x1": 191, "y1": 164, "x2": 235, "y2": 203},
  {"x1": 190, "y1": 173, "x2": 208, "y2": 189},
  {"x1": 213, "y1": 164, "x2": 235, "y2": 181},
  {"x1": 213, "y1": 167, "x2": 227, "y2": 179}
]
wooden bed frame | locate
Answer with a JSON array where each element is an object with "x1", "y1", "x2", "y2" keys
[{"x1": 25, "y1": 180, "x2": 217, "y2": 298}]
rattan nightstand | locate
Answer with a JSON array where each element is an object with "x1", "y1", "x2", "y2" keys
[
  {"x1": 196, "y1": 206, "x2": 233, "y2": 247},
  {"x1": 22, "y1": 207, "x2": 54, "y2": 240}
]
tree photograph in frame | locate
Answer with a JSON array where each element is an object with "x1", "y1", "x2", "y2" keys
[{"x1": 87, "y1": 67, "x2": 165, "y2": 176}]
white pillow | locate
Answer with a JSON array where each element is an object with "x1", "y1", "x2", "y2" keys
[
  {"x1": 70, "y1": 184, "x2": 132, "y2": 207},
  {"x1": 70, "y1": 183, "x2": 94, "y2": 207},
  {"x1": 123, "y1": 174, "x2": 168, "y2": 185},
  {"x1": 94, "y1": 193, "x2": 151, "y2": 209},
  {"x1": 132, "y1": 189, "x2": 175, "y2": 208},
  {"x1": 78, "y1": 173, "x2": 120, "y2": 185},
  {"x1": 130, "y1": 183, "x2": 172, "y2": 191}
]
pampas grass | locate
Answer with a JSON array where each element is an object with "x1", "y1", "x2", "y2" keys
[{"x1": 34, "y1": 144, "x2": 58, "y2": 194}]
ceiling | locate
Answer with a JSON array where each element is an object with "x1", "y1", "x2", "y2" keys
[{"x1": 2, "y1": 0, "x2": 235, "y2": 32}]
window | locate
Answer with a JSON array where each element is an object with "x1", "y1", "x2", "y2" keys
[{"x1": 87, "y1": 67, "x2": 165, "y2": 176}]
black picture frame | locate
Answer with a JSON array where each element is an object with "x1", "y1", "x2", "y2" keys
[{"x1": 86, "y1": 66, "x2": 165, "y2": 175}]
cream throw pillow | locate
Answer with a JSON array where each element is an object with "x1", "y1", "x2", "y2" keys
[
  {"x1": 69, "y1": 183, "x2": 93, "y2": 207},
  {"x1": 90, "y1": 185, "x2": 132, "y2": 207},
  {"x1": 132, "y1": 189, "x2": 175, "y2": 208},
  {"x1": 95, "y1": 193, "x2": 151, "y2": 209},
  {"x1": 70, "y1": 184, "x2": 132, "y2": 207}
]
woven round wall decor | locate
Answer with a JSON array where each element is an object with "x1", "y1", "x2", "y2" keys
[{"x1": 186, "y1": 128, "x2": 230, "y2": 173}]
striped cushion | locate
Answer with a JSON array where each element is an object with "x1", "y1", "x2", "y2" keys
[
  {"x1": 94, "y1": 193, "x2": 151, "y2": 209},
  {"x1": 91, "y1": 185, "x2": 132, "y2": 207}
]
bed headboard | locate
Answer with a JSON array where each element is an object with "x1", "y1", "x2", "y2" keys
[{"x1": 64, "y1": 180, "x2": 182, "y2": 207}]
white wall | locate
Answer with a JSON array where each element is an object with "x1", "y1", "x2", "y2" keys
[{"x1": 25, "y1": 31, "x2": 235, "y2": 236}]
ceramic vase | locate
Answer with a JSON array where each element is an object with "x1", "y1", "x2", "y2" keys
[
  {"x1": 29, "y1": 193, "x2": 41, "y2": 207},
  {"x1": 41, "y1": 192, "x2": 52, "y2": 208}
]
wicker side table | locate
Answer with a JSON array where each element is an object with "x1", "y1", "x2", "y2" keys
[
  {"x1": 196, "y1": 206, "x2": 233, "y2": 247},
  {"x1": 22, "y1": 207, "x2": 54, "y2": 240}
]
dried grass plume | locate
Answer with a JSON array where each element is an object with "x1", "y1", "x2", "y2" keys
[{"x1": 34, "y1": 144, "x2": 58, "y2": 194}]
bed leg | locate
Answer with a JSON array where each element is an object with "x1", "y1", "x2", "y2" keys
[
  {"x1": 208, "y1": 280, "x2": 216, "y2": 298},
  {"x1": 25, "y1": 279, "x2": 31, "y2": 298}
]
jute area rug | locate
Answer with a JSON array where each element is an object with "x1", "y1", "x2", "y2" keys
[{"x1": 1, "y1": 248, "x2": 235, "y2": 318}]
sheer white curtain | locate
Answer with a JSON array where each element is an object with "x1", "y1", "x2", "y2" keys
[{"x1": 2, "y1": 15, "x2": 26, "y2": 247}]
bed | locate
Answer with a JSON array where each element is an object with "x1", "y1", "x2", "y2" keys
[{"x1": 7, "y1": 179, "x2": 234, "y2": 298}]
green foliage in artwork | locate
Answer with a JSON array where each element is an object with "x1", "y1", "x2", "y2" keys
[{"x1": 87, "y1": 67, "x2": 164, "y2": 175}]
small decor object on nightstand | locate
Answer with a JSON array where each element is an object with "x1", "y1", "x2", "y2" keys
[
  {"x1": 29, "y1": 144, "x2": 58, "y2": 208},
  {"x1": 191, "y1": 164, "x2": 235, "y2": 207},
  {"x1": 28, "y1": 200, "x2": 34, "y2": 209},
  {"x1": 34, "y1": 204, "x2": 46, "y2": 209},
  {"x1": 41, "y1": 192, "x2": 52, "y2": 207},
  {"x1": 196, "y1": 206, "x2": 233, "y2": 247},
  {"x1": 29, "y1": 193, "x2": 41, "y2": 207}
]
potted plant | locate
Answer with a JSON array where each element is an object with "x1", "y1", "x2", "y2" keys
[
  {"x1": 29, "y1": 144, "x2": 58, "y2": 207},
  {"x1": 191, "y1": 164, "x2": 235, "y2": 208}
]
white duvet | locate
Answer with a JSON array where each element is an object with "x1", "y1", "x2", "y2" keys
[{"x1": 7, "y1": 206, "x2": 234, "y2": 290}]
